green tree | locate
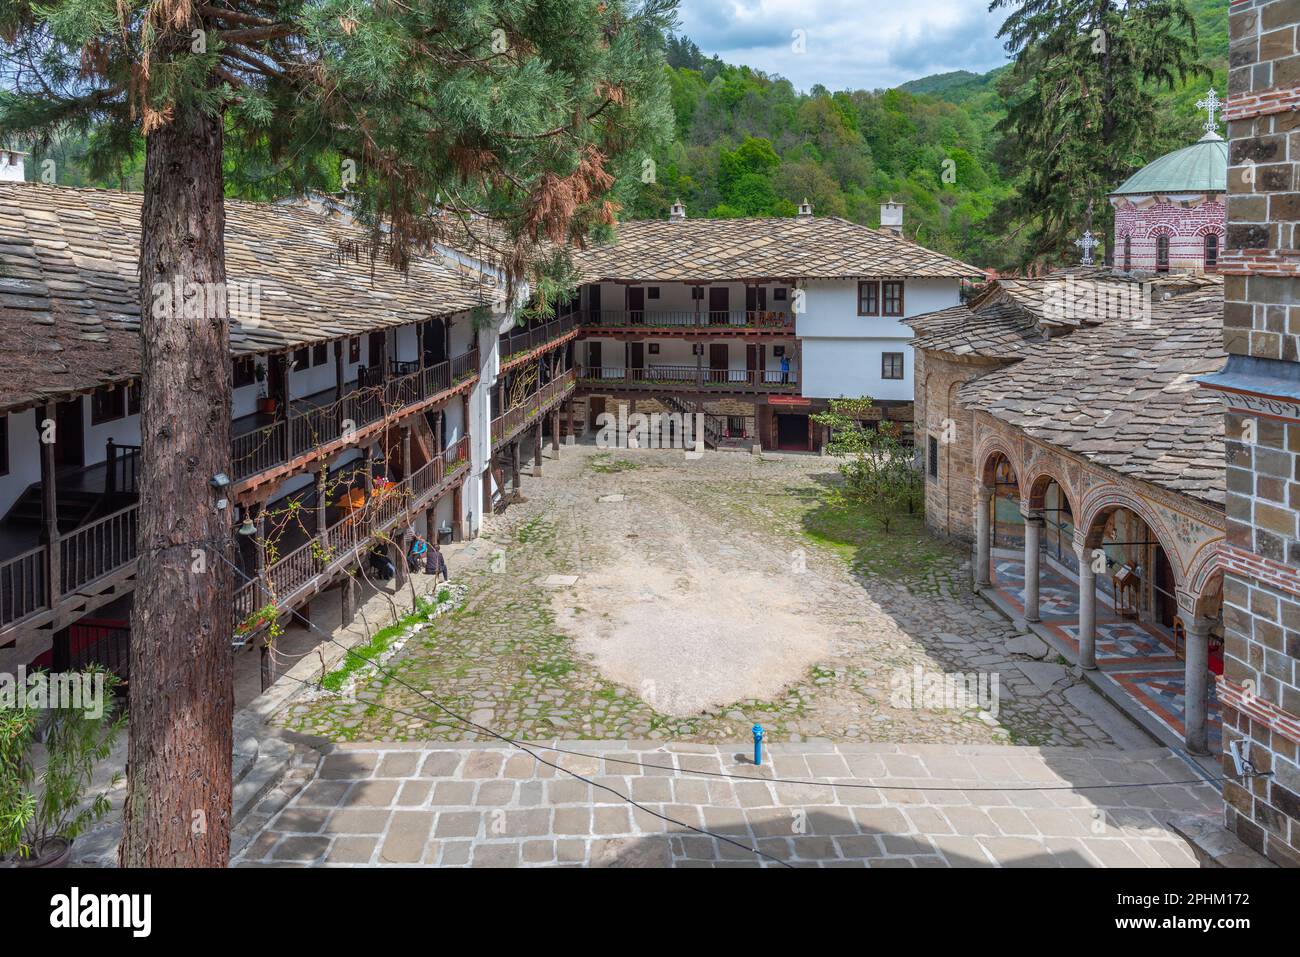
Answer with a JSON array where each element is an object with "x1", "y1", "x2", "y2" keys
[
  {"x1": 812, "y1": 399, "x2": 921, "y2": 535},
  {"x1": 0, "y1": 0, "x2": 674, "y2": 866},
  {"x1": 990, "y1": 0, "x2": 1207, "y2": 266}
]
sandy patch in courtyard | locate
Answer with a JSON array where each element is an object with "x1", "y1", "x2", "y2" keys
[{"x1": 553, "y1": 557, "x2": 834, "y2": 717}]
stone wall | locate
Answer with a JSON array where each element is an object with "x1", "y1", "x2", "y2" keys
[
  {"x1": 1212, "y1": 0, "x2": 1300, "y2": 867},
  {"x1": 915, "y1": 348, "x2": 1004, "y2": 541}
]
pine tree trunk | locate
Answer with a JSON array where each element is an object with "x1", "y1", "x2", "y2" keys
[{"x1": 120, "y1": 103, "x2": 234, "y2": 867}]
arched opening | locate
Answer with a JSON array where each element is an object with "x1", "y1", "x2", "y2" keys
[
  {"x1": 1029, "y1": 473, "x2": 1076, "y2": 567},
  {"x1": 1123, "y1": 235, "x2": 1132, "y2": 272},
  {"x1": 983, "y1": 451, "x2": 1021, "y2": 548},
  {"x1": 1156, "y1": 234, "x2": 1170, "y2": 273},
  {"x1": 1204, "y1": 232, "x2": 1219, "y2": 272}
]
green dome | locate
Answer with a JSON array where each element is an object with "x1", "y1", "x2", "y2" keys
[{"x1": 1111, "y1": 133, "x2": 1227, "y2": 197}]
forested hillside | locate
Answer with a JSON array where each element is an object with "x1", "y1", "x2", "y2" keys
[
  {"x1": 22, "y1": 0, "x2": 1228, "y2": 272},
  {"x1": 632, "y1": 0, "x2": 1227, "y2": 269}
]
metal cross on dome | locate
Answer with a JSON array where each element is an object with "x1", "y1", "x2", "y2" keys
[
  {"x1": 1197, "y1": 88, "x2": 1221, "y2": 136},
  {"x1": 1075, "y1": 230, "x2": 1099, "y2": 266}
]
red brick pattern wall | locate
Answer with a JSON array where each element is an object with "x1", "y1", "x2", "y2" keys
[{"x1": 1112, "y1": 199, "x2": 1225, "y2": 271}]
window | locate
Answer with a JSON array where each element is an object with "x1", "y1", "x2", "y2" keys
[
  {"x1": 127, "y1": 382, "x2": 141, "y2": 416},
  {"x1": 1205, "y1": 233, "x2": 1220, "y2": 271},
  {"x1": 90, "y1": 385, "x2": 125, "y2": 424},
  {"x1": 233, "y1": 357, "x2": 256, "y2": 388},
  {"x1": 927, "y1": 435, "x2": 939, "y2": 480},
  {"x1": 648, "y1": 343, "x2": 660, "y2": 355},
  {"x1": 691, "y1": 286, "x2": 704, "y2": 301},
  {"x1": 882, "y1": 352, "x2": 905, "y2": 380},
  {"x1": 1123, "y1": 236, "x2": 1132, "y2": 272},
  {"x1": 647, "y1": 287, "x2": 660, "y2": 300},
  {"x1": 773, "y1": 288, "x2": 787, "y2": 301},
  {"x1": 882, "y1": 281, "x2": 905, "y2": 317},
  {"x1": 292, "y1": 347, "x2": 309, "y2": 369},
  {"x1": 857, "y1": 281, "x2": 880, "y2": 316},
  {"x1": 0, "y1": 416, "x2": 8, "y2": 477},
  {"x1": 1156, "y1": 235, "x2": 1170, "y2": 273},
  {"x1": 312, "y1": 342, "x2": 328, "y2": 366},
  {"x1": 349, "y1": 337, "x2": 361, "y2": 364}
]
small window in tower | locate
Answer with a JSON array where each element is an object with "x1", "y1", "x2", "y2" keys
[
  {"x1": 927, "y1": 435, "x2": 939, "y2": 481},
  {"x1": 1123, "y1": 236, "x2": 1132, "y2": 272},
  {"x1": 1156, "y1": 235, "x2": 1170, "y2": 273},
  {"x1": 1204, "y1": 233, "x2": 1219, "y2": 271}
]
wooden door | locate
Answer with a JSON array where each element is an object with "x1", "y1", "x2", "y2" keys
[
  {"x1": 745, "y1": 285, "x2": 766, "y2": 319},
  {"x1": 587, "y1": 341, "x2": 602, "y2": 377},
  {"x1": 54, "y1": 397, "x2": 84, "y2": 468},
  {"x1": 709, "y1": 343, "x2": 728, "y2": 383},
  {"x1": 368, "y1": 331, "x2": 385, "y2": 375},
  {"x1": 627, "y1": 287, "x2": 644, "y2": 325},
  {"x1": 627, "y1": 342, "x2": 645, "y2": 377},
  {"x1": 588, "y1": 396, "x2": 606, "y2": 429},
  {"x1": 587, "y1": 284, "x2": 602, "y2": 322},
  {"x1": 708, "y1": 287, "x2": 729, "y2": 324}
]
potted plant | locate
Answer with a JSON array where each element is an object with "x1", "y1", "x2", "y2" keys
[
  {"x1": 0, "y1": 667, "x2": 125, "y2": 867},
  {"x1": 254, "y1": 362, "x2": 278, "y2": 415}
]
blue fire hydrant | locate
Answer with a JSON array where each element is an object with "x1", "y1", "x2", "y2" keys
[{"x1": 752, "y1": 724, "x2": 764, "y2": 767}]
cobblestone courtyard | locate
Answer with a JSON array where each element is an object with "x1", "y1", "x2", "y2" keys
[{"x1": 276, "y1": 442, "x2": 1141, "y2": 750}]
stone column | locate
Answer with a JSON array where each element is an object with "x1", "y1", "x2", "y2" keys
[
  {"x1": 975, "y1": 487, "x2": 993, "y2": 588},
  {"x1": 1183, "y1": 616, "x2": 1213, "y2": 756},
  {"x1": 551, "y1": 409, "x2": 561, "y2": 452},
  {"x1": 1078, "y1": 554, "x2": 1097, "y2": 671},
  {"x1": 510, "y1": 440, "x2": 521, "y2": 491},
  {"x1": 1023, "y1": 510, "x2": 1044, "y2": 624},
  {"x1": 341, "y1": 570, "x2": 358, "y2": 621}
]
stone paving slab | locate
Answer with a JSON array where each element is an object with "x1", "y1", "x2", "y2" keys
[{"x1": 235, "y1": 741, "x2": 1216, "y2": 868}]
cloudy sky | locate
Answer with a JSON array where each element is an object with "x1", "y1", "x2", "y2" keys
[{"x1": 676, "y1": 0, "x2": 1012, "y2": 91}]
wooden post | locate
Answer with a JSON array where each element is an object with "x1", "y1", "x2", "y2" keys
[
  {"x1": 452, "y1": 483, "x2": 464, "y2": 541},
  {"x1": 425, "y1": 504, "x2": 438, "y2": 546},
  {"x1": 334, "y1": 339, "x2": 345, "y2": 404},
  {"x1": 533, "y1": 424, "x2": 544, "y2": 477},
  {"x1": 363, "y1": 444, "x2": 374, "y2": 497},
  {"x1": 435, "y1": 412, "x2": 444, "y2": 455},
  {"x1": 510, "y1": 440, "x2": 521, "y2": 491},
  {"x1": 341, "y1": 569, "x2": 358, "y2": 621},
  {"x1": 36, "y1": 403, "x2": 60, "y2": 612},
  {"x1": 551, "y1": 409, "x2": 560, "y2": 452},
  {"x1": 259, "y1": 642, "x2": 272, "y2": 693},
  {"x1": 105, "y1": 438, "x2": 117, "y2": 495},
  {"x1": 566, "y1": 399, "x2": 574, "y2": 444},
  {"x1": 400, "y1": 424, "x2": 412, "y2": 482}
]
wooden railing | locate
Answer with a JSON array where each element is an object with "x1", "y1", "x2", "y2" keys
[
  {"x1": 232, "y1": 434, "x2": 472, "y2": 634},
  {"x1": 0, "y1": 546, "x2": 48, "y2": 629},
  {"x1": 104, "y1": 440, "x2": 142, "y2": 496},
  {"x1": 577, "y1": 365, "x2": 799, "y2": 391},
  {"x1": 232, "y1": 348, "x2": 478, "y2": 481},
  {"x1": 491, "y1": 370, "x2": 576, "y2": 448},
  {"x1": 582, "y1": 309, "x2": 793, "y2": 330},
  {"x1": 60, "y1": 505, "x2": 139, "y2": 594},
  {"x1": 499, "y1": 314, "x2": 576, "y2": 363}
]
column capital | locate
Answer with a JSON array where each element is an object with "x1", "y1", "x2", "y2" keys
[
  {"x1": 977, "y1": 486, "x2": 995, "y2": 503},
  {"x1": 1182, "y1": 616, "x2": 1217, "y2": 638},
  {"x1": 1019, "y1": 507, "x2": 1045, "y2": 526}
]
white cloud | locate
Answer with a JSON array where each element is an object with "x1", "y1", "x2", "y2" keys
[{"x1": 677, "y1": 0, "x2": 1011, "y2": 91}]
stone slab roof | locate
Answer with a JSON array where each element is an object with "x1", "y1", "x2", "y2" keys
[
  {"x1": 571, "y1": 216, "x2": 981, "y2": 282},
  {"x1": 958, "y1": 285, "x2": 1226, "y2": 505},
  {"x1": 0, "y1": 183, "x2": 497, "y2": 411},
  {"x1": 905, "y1": 302, "x2": 1046, "y2": 360}
]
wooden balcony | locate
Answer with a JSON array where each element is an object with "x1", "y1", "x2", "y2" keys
[
  {"x1": 0, "y1": 435, "x2": 473, "y2": 647},
  {"x1": 577, "y1": 365, "x2": 800, "y2": 397},
  {"x1": 499, "y1": 314, "x2": 578, "y2": 370},
  {"x1": 490, "y1": 369, "x2": 577, "y2": 451},
  {"x1": 232, "y1": 435, "x2": 471, "y2": 639},
  {"x1": 231, "y1": 348, "x2": 479, "y2": 489},
  {"x1": 580, "y1": 309, "x2": 794, "y2": 337}
]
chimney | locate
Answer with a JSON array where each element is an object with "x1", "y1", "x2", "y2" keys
[
  {"x1": 0, "y1": 150, "x2": 26, "y2": 183},
  {"x1": 669, "y1": 198, "x2": 686, "y2": 222},
  {"x1": 880, "y1": 201, "x2": 904, "y2": 237},
  {"x1": 796, "y1": 198, "x2": 814, "y2": 218}
]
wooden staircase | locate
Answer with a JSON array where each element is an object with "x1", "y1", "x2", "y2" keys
[{"x1": 3, "y1": 483, "x2": 113, "y2": 533}]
